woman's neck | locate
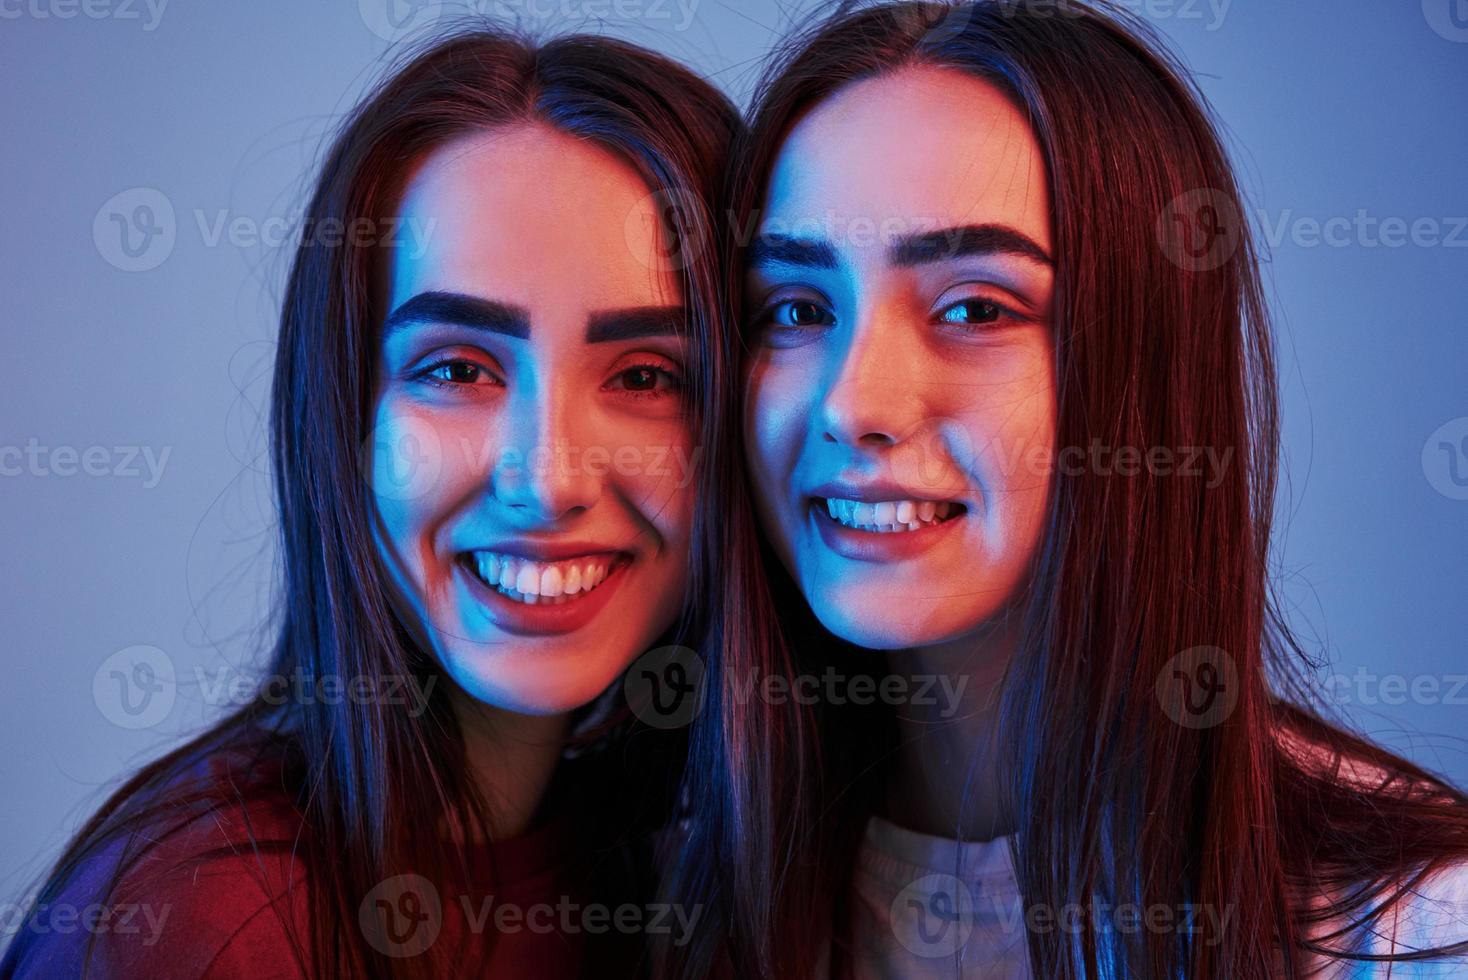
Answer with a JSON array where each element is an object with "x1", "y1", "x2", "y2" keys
[
  {"x1": 881, "y1": 615, "x2": 1020, "y2": 843},
  {"x1": 451, "y1": 692, "x2": 572, "y2": 841}
]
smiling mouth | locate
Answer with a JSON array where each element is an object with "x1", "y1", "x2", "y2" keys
[
  {"x1": 458, "y1": 551, "x2": 630, "y2": 605},
  {"x1": 815, "y1": 496, "x2": 967, "y2": 533}
]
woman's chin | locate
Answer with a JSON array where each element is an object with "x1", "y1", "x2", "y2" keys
[
  {"x1": 438, "y1": 644, "x2": 626, "y2": 717},
  {"x1": 810, "y1": 589, "x2": 1000, "y2": 653}
]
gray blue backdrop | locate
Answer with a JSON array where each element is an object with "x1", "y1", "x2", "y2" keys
[{"x1": 2, "y1": 0, "x2": 1466, "y2": 931}]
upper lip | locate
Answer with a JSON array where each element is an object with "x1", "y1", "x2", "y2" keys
[
  {"x1": 809, "y1": 479, "x2": 965, "y2": 505},
  {"x1": 457, "y1": 539, "x2": 632, "y2": 562}
]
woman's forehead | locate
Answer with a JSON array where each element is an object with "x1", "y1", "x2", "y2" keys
[
  {"x1": 760, "y1": 65, "x2": 1052, "y2": 257},
  {"x1": 390, "y1": 124, "x2": 682, "y2": 315}
]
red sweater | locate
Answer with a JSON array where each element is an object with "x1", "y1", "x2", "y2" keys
[{"x1": 3, "y1": 749, "x2": 648, "y2": 978}]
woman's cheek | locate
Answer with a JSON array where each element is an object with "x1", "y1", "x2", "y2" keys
[
  {"x1": 370, "y1": 399, "x2": 503, "y2": 573},
  {"x1": 746, "y1": 360, "x2": 807, "y2": 488},
  {"x1": 633, "y1": 421, "x2": 698, "y2": 543},
  {"x1": 976, "y1": 369, "x2": 1056, "y2": 565},
  {"x1": 369, "y1": 398, "x2": 485, "y2": 513}
]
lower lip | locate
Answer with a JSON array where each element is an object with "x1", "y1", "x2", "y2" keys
[
  {"x1": 455, "y1": 557, "x2": 630, "y2": 637},
  {"x1": 810, "y1": 502, "x2": 964, "y2": 563}
]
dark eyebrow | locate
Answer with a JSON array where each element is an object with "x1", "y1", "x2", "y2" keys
[
  {"x1": 585, "y1": 306, "x2": 687, "y2": 344},
  {"x1": 383, "y1": 291, "x2": 530, "y2": 339},
  {"x1": 889, "y1": 224, "x2": 1053, "y2": 267},
  {"x1": 747, "y1": 233, "x2": 839, "y2": 270}
]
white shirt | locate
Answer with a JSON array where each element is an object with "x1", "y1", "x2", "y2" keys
[{"x1": 843, "y1": 815, "x2": 1468, "y2": 978}]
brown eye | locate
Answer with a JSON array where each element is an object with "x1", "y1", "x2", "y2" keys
[
  {"x1": 604, "y1": 361, "x2": 684, "y2": 398},
  {"x1": 788, "y1": 301, "x2": 828, "y2": 326},
  {"x1": 621, "y1": 366, "x2": 659, "y2": 391},
  {"x1": 771, "y1": 299, "x2": 833, "y2": 328},
  {"x1": 938, "y1": 299, "x2": 1004, "y2": 326},
  {"x1": 418, "y1": 357, "x2": 500, "y2": 389},
  {"x1": 754, "y1": 297, "x2": 835, "y2": 350},
  {"x1": 431, "y1": 361, "x2": 482, "y2": 384}
]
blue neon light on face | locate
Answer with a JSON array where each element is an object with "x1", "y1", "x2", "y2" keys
[{"x1": 743, "y1": 66, "x2": 1058, "y2": 652}]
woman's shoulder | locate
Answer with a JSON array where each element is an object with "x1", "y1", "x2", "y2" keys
[
  {"x1": 1366, "y1": 859, "x2": 1468, "y2": 956},
  {"x1": 1303, "y1": 859, "x2": 1468, "y2": 978},
  {"x1": 1275, "y1": 716, "x2": 1468, "y2": 971},
  {"x1": 4, "y1": 738, "x2": 314, "y2": 979}
]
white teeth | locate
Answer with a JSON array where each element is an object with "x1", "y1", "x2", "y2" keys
[
  {"x1": 466, "y1": 551, "x2": 620, "y2": 603},
  {"x1": 475, "y1": 553, "x2": 500, "y2": 586},
  {"x1": 820, "y1": 496, "x2": 962, "y2": 533}
]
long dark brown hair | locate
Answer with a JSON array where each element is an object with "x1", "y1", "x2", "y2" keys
[
  {"x1": 658, "y1": 2, "x2": 1468, "y2": 978},
  {"x1": 3, "y1": 26, "x2": 742, "y2": 980}
]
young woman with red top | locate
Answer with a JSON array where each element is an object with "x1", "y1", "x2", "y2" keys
[{"x1": 3, "y1": 28, "x2": 744, "y2": 980}]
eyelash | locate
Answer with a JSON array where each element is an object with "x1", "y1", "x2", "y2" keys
[
  {"x1": 753, "y1": 293, "x2": 1025, "y2": 342},
  {"x1": 416, "y1": 357, "x2": 502, "y2": 390},
  {"x1": 412, "y1": 357, "x2": 685, "y2": 400},
  {"x1": 603, "y1": 360, "x2": 686, "y2": 400},
  {"x1": 756, "y1": 298, "x2": 834, "y2": 331},
  {"x1": 932, "y1": 296, "x2": 1026, "y2": 332}
]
